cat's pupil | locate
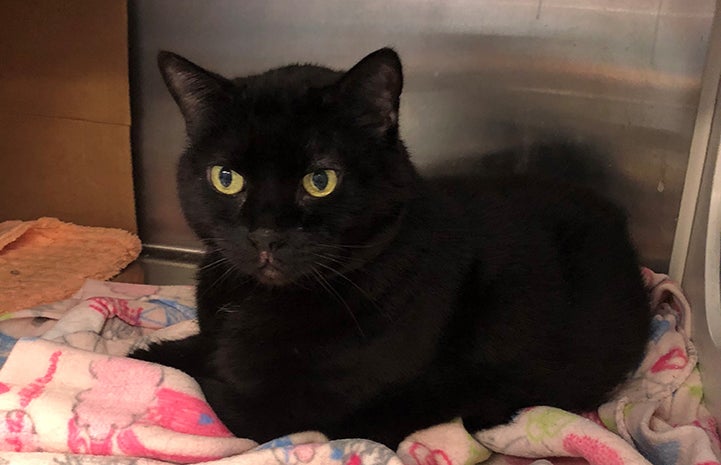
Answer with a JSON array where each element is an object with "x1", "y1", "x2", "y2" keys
[
  {"x1": 312, "y1": 171, "x2": 328, "y2": 190},
  {"x1": 219, "y1": 168, "x2": 233, "y2": 188}
]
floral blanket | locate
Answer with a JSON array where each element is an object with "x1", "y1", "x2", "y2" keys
[{"x1": 0, "y1": 270, "x2": 717, "y2": 465}]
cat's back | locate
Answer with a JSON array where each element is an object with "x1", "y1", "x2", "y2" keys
[
  {"x1": 430, "y1": 174, "x2": 626, "y2": 226},
  {"x1": 428, "y1": 175, "x2": 634, "y2": 262},
  {"x1": 421, "y1": 174, "x2": 649, "y2": 332},
  {"x1": 425, "y1": 173, "x2": 650, "y2": 419}
]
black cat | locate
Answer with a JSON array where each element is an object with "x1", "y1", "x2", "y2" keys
[{"x1": 131, "y1": 48, "x2": 651, "y2": 447}]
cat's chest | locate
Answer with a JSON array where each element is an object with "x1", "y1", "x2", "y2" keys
[
  {"x1": 214, "y1": 294, "x2": 384, "y2": 362},
  {"x1": 208, "y1": 286, "x2": 446, "y2": 394}
]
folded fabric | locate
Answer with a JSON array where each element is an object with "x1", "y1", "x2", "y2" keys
[
  {"x1": 0, "y1": 217, "x2": 141, "y2": 315},
  {"x1": 0, "y1": 270, "x2": 717, "y2": 465}
]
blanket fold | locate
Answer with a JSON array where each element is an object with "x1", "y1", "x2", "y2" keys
[{"x1": 0, "y1": 269, "x2": 716, "y2": 465}]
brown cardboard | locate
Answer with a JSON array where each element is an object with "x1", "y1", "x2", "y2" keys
[
  {"x1": 0, "y1": 0, "x2": 130, "y2": 125},
  {"x1": 0, "y1": 114, "x2": 135, "y2": 232},
  {"x1": 0, "y1": 0, "x2": 135, "y2": 232}
]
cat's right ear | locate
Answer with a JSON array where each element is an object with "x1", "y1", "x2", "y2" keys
[
  {"x1": 157, "y1": 51, "x2": 233, "y2": 138},
  {"x1": 332, "y1": 48, "x2": 403, "y2": 137}
]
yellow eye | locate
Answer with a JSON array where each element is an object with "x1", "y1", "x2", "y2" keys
[
  {"x1": 302, "y1": 169, "x2": 338, "y2": 197},
  {"x1": 208, "y1": 165, "x2": 244, "y2": 195}
]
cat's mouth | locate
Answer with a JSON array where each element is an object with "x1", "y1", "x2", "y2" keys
[
  {"x1": 255, "y1": 251, "x2": 289, "y2": 286},
  {"x1": 256, "y1": 263, "x2": 286, "y2": 285}
]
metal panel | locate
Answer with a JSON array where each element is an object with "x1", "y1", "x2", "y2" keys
[
  {"x1": 129, "y1": 0, "x2": 715, "y2": 272},
  {"x1": 676, "y1": 0, "x2": 721, "y2": 426}
]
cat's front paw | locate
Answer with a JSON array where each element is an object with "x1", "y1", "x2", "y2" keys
[{"x1": 125, "y1": 334, "x2": 209, "y2": 378}]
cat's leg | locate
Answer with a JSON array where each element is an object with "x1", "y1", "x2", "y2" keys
[
  {"x1": 129, "y1": 334, "x2": 211, "y2": 379},
  {"x1": 332, "y1": 379, "x2": 523, "y2": 446},
  {"x1": 195, "y1": 377, "x2": 257, "y2": 439},
  {"x1": 328, "y1": 400, "x2": 435, "y2": 447},
  {"x1": 196, "y1": 377, "x2": 308, "y2": 443}
]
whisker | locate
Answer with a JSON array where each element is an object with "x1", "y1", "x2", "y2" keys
[
  {"x1": 311, "y1": 250, "x2": 366, "y2": 265},
  {"x1": 310, "y1": 266, "x2": 365, "y2": 338},
  {"x1": 313, "y1": 261, "x2": 389, "y2": 321},
  {"x1": 316, "y1": 241, "x2": 384, "y2": 250},
  {"x1": 200, "y1": 260, "x2": 242, "y2": 296},
  {"x1": 290, "y1": 268, "x2": 316, "y2": 291},
  {"x1": 199, "y1": 256, "x2": 230, "y2": 271},
  {"x1": 310, "y1": 252, "x2": 354, "y2": 268}
]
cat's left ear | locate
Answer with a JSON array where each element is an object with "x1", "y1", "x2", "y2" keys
[{"x1": 335, "y1": 48, "x2": 403, "y2": 135}]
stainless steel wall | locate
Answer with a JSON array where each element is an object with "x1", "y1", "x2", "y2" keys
[{"x1": 129, "y1": 0, "x2": 715, "y2": 272}]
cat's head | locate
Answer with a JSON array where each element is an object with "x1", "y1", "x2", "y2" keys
[{"x1": 159, "y1": 48, "x2": 418, "y2": 287}]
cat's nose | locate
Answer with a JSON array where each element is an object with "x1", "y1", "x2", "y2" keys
[{"x1": 247, "y1": 228, "x2": 284, "y2": 252}]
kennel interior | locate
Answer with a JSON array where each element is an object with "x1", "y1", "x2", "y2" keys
[{"x1": 1, "y1": 0, "x2": 720, "y2": 461}]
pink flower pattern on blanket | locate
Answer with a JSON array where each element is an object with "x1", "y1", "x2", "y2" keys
[
  {"x1": 406, "y1": 442, "x2": 453, "y2": 465},
  {"x1": 651, "y1": 347, "x2": 688, "y2": 373},
  {"x1": 68, "y1": 357, "x2": 163, "y2": 455},
  {"x1": 562, "y1": 434, "x2": 623, "y2": 465},
  {"x1": 146, "y1": 387, "x2": 232, "y2": 437},
  {"x1": 0, "y1": 350, "x2": 61, "y2": 452},
  {"x1": 114, "y1": 428, "x2": 225, "y2": 463},
  {"x1": 1, "y1": 409, "x2": 39, "y2": 452},
  {"x1": 271, "y1": 443, "x2": 320, "y2": 465},
  {"x1": 19, "y1": 350, "x2": 61, "y2": 408},
  {"x1": 68, "y1": 357, "x2": 232, "y2": 460},
  {"x1": 694, "y1": 418, "x2": 721, "y2": 451},
  {"x1": 88, "y1": 297, "x2": 143, "y2": 326}
]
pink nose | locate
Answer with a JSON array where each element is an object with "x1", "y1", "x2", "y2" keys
[{"x1": 258, "y1": 250, "x2": 274, "y2": 266}]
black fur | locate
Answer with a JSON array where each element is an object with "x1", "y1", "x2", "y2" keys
[{"x1": 131, "y1": 48, "x2": 651, "y2": 446}]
